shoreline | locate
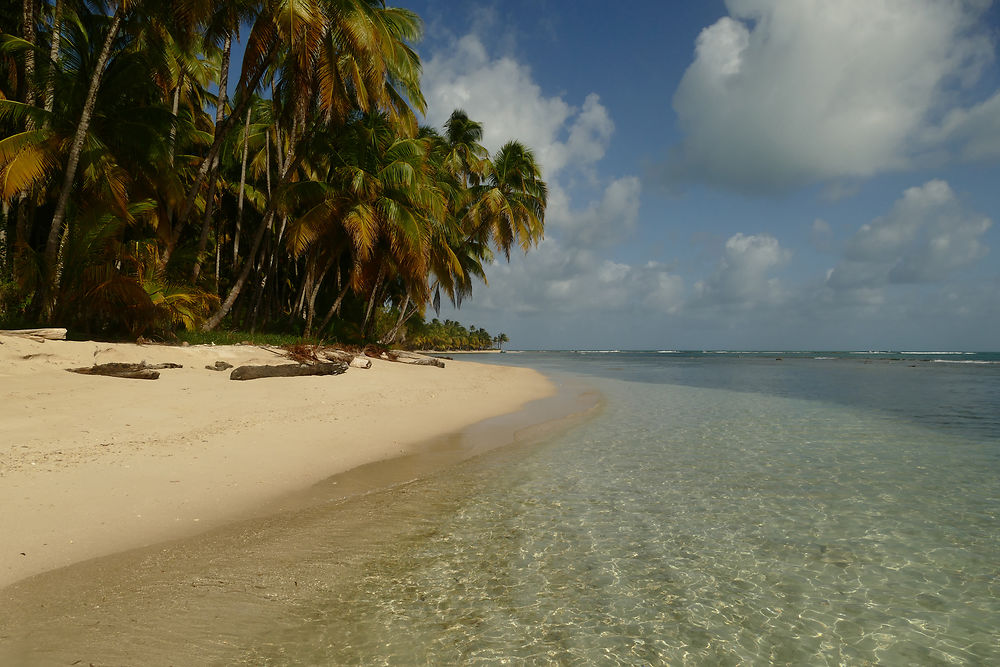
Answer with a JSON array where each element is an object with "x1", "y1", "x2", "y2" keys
[{"x1": 0, "y1": 336, "x2": 558, "y2": 590}]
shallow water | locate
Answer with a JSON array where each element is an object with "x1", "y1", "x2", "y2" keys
[{"x1": 3, "y1": 353, "x2": 999, "y2": 665}]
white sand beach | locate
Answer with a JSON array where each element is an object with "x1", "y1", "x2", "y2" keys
[{"x1": 0, "y1": 335, "x2": 553, "y2": 589}]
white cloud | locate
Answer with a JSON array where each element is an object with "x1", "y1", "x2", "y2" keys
[
  {"x1": 546, "y1": 176, "x2": 641, "y2": 247},
  {"x1": 828, "y1": 179, "x2": 992, "y2": 288},
  {"x1": 693, "y1": 233, "x2": 791, "y2": 306},
  {"x1": 668, "y1": 0, "x2": 996, "y2": 192},
  {"x1": 421, "y1": 35, "x2": 613, "y2": 178},
  {"x1": 933, "y1": 91, "x2": 1000, "y2": 162},
  {"x1": 464, "y1": 239, "x2": 684, "y2": 317}
]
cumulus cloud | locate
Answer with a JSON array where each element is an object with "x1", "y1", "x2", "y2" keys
[
  {"x1": 932, "y1": 91, "x2": 1000, "y2": 162},
  {"x1": 421, "y1": 35, "x2": 613, "y2": 177},
  {"x1": 667, "y1": 0, "x2": 997, "y2": 192},
  {"x1": 546, "y1": 177, "x2": 641, "y2": 248},
  {"x1": 693, "y1": 233, "x2": 791, "y2": 306},
  {"x1": 827, "y1": 180, "x2": 992, "y2": 289},
  {"x1": 464, "y1": 239, "x2": 684, "y2": 316}
]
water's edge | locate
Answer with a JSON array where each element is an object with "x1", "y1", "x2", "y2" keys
[{"x1": 0, "y1": 372, "x2": 601, "y2": 664}]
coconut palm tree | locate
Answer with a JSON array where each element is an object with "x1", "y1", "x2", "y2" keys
[
  {"x1": 443, "y1": 109, "x2": 488, "y2": 187},
  {"x1": 467, "y1": 140, "x2": 547, "y2": 260},
  {"x1": 201, "y1": 0, "x2": 427, "y2": 331}
]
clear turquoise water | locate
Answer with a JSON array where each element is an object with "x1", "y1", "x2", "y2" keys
[
  {"x1": 238, "y1": 353, "x2": 999, "y2": 664},
  {"x1": 6, "y1": 352, "x2": 999, "y2": 665}
]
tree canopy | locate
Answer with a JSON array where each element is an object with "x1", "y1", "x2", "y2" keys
[{"x1": 0, "y1": 1, "x2": 546, "y2": 345}]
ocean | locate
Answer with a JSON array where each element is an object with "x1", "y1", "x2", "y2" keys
[{"x1": 5, "y1": 351, "x2": 999, "y2": 664}]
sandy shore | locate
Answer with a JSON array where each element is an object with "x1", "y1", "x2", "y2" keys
[{"x1": 0, "y1": 335, "x2": 553, "y2": 589}]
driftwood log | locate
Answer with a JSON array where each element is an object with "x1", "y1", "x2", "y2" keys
[
  {"x1": 229, "y1": 361, "x2": 348, "y2": 381},
  {"x1": 391, "y1": 350, "x2": 446, "y2": 368},
  {"x1": 67, "y1": 362, "x2": 182, "y2": 380},
  {"x1": 316, "y1": 348, "x2": 371, "y2": 369},
  {"x1": 361, "y1": 346, "x2": 444, "y2": 368},
  {"x1": 0, "y1": 328, "x2": 68, "y2": 341},
  {"x1": 349, "y1": 356, "x2": 372, "y2": 369}
]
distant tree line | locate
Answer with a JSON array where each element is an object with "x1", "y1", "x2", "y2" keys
[
  {"x1": 403, "y1": 317, "x2": 509, "y2": 351},
  {"x1": 0, "y1": 1, "x2": 546, "y2": 344}
]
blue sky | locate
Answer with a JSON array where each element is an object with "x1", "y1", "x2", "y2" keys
[{"x1": 407, "y1": 0, "x2": 1000, "y2": 350}]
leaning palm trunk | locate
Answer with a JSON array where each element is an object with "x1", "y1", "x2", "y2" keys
[
  {"x1": 167, "y1": 77, "x2": 181, "y2": 166},
  {"x1": 233, "y1": 106, "x2": 252, "y2": 262},
  {"x1": 380, "y1": 294, "x2": 418, "y2": 345},
  {"x1": 190, "y1": 161, "x2": 218, "y2": 281},
  {"x1": 22, "y1": 0, "x2": 36, "y2": 130},
  {"x1": 43, "y1": 6, "x2": 124, "y2": 319},
  {"x1": 303, "y1": 257, "x2": 334, "y2": 338},
  {"x1": 191, "y1": 34, "x2": 231, "y2": 282},
  {"x1": 202, "y1": 143, "x2": 300, "y2": 331},
  {"x1": 15, "y1": 0, "x2": 38, "y2": 266},
  {"x1": 317, "y1": 280, "x2": 352, "y2": 336},
  {"x1": 175, "y1": 50, "x2": 275, "y2": 243},
  {"x1": 43, "y1": 0, "x2": 63, "y2": 119},
  {"x1": 360, "y1": 266, "x2": 386, "y2": 340},
  {"x1": 202, "y1": 207, "x2": 274, "y2": 331}
]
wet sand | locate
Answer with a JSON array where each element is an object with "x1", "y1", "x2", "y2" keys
[{"x1": 0, "y1": 347, "x2": 598, "y2": 665}]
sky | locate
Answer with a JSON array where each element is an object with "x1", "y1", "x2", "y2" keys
[{"x1": 406, "y1": 0, "x2": 1000, "y2": 351}]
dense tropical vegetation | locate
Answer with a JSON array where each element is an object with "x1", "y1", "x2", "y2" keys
[
  {"x1": 405, "y1": 317, "x2": 507, "y2": 351},
  {"x1": 0, "y1": 0, "x2": 546, "y2": 346}
]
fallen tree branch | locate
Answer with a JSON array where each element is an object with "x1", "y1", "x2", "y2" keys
[
  {"x1": 229, "y1": 361, "x2": 348, "y2": 381},
  {"x1": 67, "y1": 361, "x2": 182, "y2": 380},
  {"x1": 1, "y1": 328, "x2": 68, "y2": 341}
]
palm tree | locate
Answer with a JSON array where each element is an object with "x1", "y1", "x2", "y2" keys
[
  {"x1": 443, "y1": 109, "x2": 489, "y2": 187},
  {"x1": 467, "y1": 141, "x2": 547, "y2": 260},
  {"x1": 201, "y1": 0, "x2": 427, "y2": 331},
  {"x1": 1, "y1": 3, "x2": 549, "y2": 341}
]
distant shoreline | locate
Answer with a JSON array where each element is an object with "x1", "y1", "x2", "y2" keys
[{"x1": 419, "y1": 349, "x2": 504, "y2": 355}]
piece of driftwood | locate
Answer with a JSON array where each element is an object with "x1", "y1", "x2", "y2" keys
[
  {"x1": 279, "y1": 344, "x2": 370, "y2": 370},
  {"x1": 229, "y1": 361, "x2": 348, "y2": 381},
  {"x1": 349, "y1": 356, "x2": 372, "y2": 369},
  {"x1": 316, "y1": 348, "x2": 371, "y2": 369},
  {"x1": 318, "y1": 348, "x2": 356, "y2": 364},
  {"x1": 392, "y1": 350, "x2": 446, "y2": 368},
  {"x1": 0, "y1": 327, "x2": 68, "y2": 340},
  {"x1": 206, "y1": 360, "x2": 234, "y2": 371},
  {"x1": 361, "y1": 346, "x2": 444, "y2": 368},
  {"x1": 67, "y1": 361, "x2": 182, "y2": 380}
]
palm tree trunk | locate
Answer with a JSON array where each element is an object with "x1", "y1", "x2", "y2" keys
[
  {"x1": 42, "y1": 0, "x2": 63, "y2": 119},
  {"x1": 202, "y1": 142, "x2": 300, "y2": 330},
  {"x1": 233, "y1": 106, "x2": 251, "y2": 263},
  {"x1": 214, "y1": 215, "x2": 221, "y2": 292},
  {"x1": 178, "y1": 33, "x2": 231, "y2": 281},
  {"x1": 303, "y1": 257, "x2": 334, "y2": 338},
  {"x1": 202, "y1": 207, "x2": 274, "y2": 331},
  {"x1": 264, "y1": 130, "x2": 272, "y2": 196},
  {"x1": 190, "y1": 159, "x2": 218, "y2": 281},
  {"x1": 167, "y1": 76, "x2": 181, "y2": 166},
  {"x1": 380, "y1": 294, "x2": 413, "y2": 344},
  {"x1": 15, "y1": 0, "x2": 38, "y2": 252},
  {"x1": 1, "y1": 203, "x2": 8, "y2": 278},
  {"x1": 43, "y1": 5, "x2": 123, "y2": 319},
  {"x1": 215, "y1": 33, "x2": 232, "y2": 122},
  {"x1": 317, "y1": 279, "x2": 352, "y2": 335},
  {"x1": 176, "y1": 50, "x2": 275, "y2": 234},
  {"x1": 361, "y1": 266, "x2": 386, "y2": 340},
  {"x1": 22, "y1": 0, "x2": 36, "y2": 130}
]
